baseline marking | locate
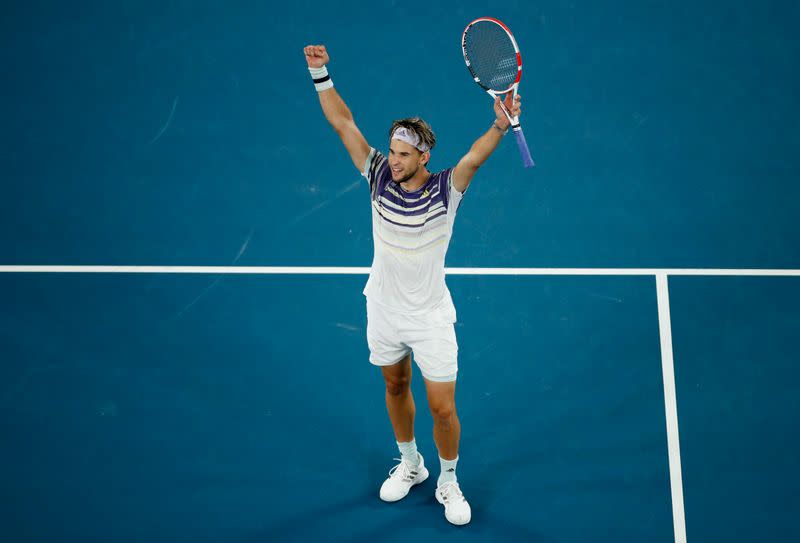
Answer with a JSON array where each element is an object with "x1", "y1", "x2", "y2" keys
[{"x1": 0, "y1": 266, "x2": 799, "y2": 276}]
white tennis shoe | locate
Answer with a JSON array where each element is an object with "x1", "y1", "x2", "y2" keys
[
  {"x1": 435, "y1": 481, "x2": 472, "y2": 525},
  {"x1": 379, "y1": 453, "x2": 429, "y2": 502}
]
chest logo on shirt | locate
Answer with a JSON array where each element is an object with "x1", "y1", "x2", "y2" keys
[{"x1": 422, "y1": 189, "x2": 429, "y2": 197}]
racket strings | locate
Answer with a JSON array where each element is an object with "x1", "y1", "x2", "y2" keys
[{"x1": 464, "y1": 22, "x2": 518, "y2": 91}]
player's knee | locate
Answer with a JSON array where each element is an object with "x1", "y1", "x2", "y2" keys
[
  {"x1": 429, "y1": 401, "x2": 456, "y2": 423},
  {"x1": 384, "y1": 374, "x2": 411, "y2": 396}
]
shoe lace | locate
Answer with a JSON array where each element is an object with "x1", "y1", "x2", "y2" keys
[
  {"x1": 388, "y1": 458, "x2": 419, "y2": 483},
  {"x1": 438, "y1": 482, "x2": 465, "y2": 503}
]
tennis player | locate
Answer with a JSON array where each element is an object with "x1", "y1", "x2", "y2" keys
[{"x1": 304, "y1": 44, "x2": 521, "y2": 526}]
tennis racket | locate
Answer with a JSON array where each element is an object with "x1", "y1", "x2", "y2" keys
[{"x1": 462, "y1": 17, "x2": 534, "y2": 168}]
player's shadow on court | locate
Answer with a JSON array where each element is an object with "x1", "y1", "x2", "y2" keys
[
  {"x1": 238, "y1": 447, "x2": 556, "y2": 543},
  {"x1": 239, "y1": 494, "x2": 554, "y2": 543}
]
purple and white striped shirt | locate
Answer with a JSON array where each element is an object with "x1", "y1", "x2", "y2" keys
[{"x1": 361, "y1": 148, "x2": 466, "y2": 314}]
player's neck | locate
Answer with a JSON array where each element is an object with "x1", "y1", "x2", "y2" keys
[{"x1": 399, "y1": 168, "x2": 430, "y2": 192}]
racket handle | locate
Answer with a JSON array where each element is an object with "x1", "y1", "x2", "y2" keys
[{"x1": 512, "y1": 126, "x2": 535, "y2": 168}]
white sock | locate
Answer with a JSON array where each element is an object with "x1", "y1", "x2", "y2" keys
[
  {"x1": 397, "y1": 439, "x2": 420, "y2": 468},
  {"x1": 438, "y1": 456, "x2": 458, "y2": 486}
]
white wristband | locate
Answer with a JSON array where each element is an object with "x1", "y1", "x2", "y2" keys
[{"x1": 309, "y1": 65, "x2": 333, "y2": 92}]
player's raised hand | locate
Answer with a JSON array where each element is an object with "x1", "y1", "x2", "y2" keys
[
  {"x1": 494, "y1": 93, "x2": 521, "y2": 129},
  {"x1": 304, "y1": 45, "x2": 330, "y2": 68}
]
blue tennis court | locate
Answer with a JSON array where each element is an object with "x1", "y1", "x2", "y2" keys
[{"x1": 1, "y1": 1, "x2": 798, "y2": 542}]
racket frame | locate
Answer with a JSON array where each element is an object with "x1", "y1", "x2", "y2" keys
[{"x1": 462, "y1": 17, "x2": 534, "y2": 167}]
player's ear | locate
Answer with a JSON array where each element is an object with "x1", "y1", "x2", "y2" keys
[{"x1": 420, "y1": 151, "x2": 430, "y2": 166}]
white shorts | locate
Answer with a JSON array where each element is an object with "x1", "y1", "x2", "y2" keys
[{"x1": 366, "y1": 297, "x2": 459, "y2": 382}]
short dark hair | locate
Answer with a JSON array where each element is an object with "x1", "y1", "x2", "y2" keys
[{"x1": 388, "y1": 117, "x2": 437, "y2": 153}]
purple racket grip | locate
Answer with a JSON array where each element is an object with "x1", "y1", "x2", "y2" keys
[{"x1": 512, "y1": 126, "x2": 535, "y2": 168}]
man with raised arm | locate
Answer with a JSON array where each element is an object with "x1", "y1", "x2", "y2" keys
[{"x1": 304, "y1": 44, "x2": 522, "y2": 526}]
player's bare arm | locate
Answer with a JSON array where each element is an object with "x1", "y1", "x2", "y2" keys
[
  {"x1": 304, "y1": 44, "x2": 370, "y2": 171},
  {"x1": 452, "y1": 93, "x2": 522, "y2": 193}
]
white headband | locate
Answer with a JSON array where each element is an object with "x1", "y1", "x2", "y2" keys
[{"x1": 391, "y1": 126, "x2": 430, "y2": 153}]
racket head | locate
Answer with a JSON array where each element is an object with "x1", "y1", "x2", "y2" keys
[{"x1": 461, "y1": 17, "x2": 522, "y2": 94}]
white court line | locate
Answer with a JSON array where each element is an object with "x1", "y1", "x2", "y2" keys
[
  {"x1": 656, "y1": 274, "x2": 687, "y2": 543},
  {"x1": 0, "y1": 265, "x2": 799, "y2": 276},
  {"x1": 0, "y1": 266, "x2": 372, "y2": 274}
]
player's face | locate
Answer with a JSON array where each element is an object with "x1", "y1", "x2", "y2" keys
[{"x1": 388, "y1": 141, "x2": 424, "y2": 183}]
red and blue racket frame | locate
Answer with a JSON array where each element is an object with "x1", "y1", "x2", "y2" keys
[{"x1": 462, "y1": 17, "x2": 535, "y2": 168}]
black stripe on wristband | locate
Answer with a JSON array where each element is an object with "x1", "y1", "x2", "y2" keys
[{"x1": 313, "y1": 75, "x2": 331, "y2": 84}]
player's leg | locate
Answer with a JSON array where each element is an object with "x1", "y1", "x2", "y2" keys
[
  {"x1": 411, "y1": 307, "x2": 471, "y2": 526},
  {"x1": 367, "y1": 299, "x2": 416, "y2": 444},
  {"x1": 410, "y1": 321, "x2": 461, "y2": 471},
  {"x1": 424, "y1": 377, "x2": 471, "y2": 525},
  {"x1": 367, "y1": 298, "x2": 429, "y2": 502},
  {"x1": 378, "y1": 355, "x2": 430, "y2": 501},
  {"x1": 423, "y1": 378, "x2": 460, "y2": 464},
  {"x1": 381, "y1": 354, "x2": 414, "y2": 443}
]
